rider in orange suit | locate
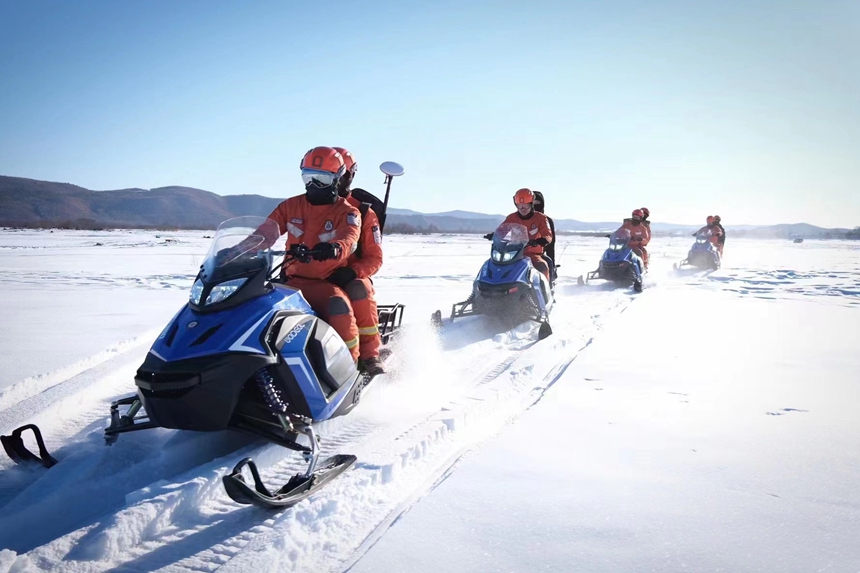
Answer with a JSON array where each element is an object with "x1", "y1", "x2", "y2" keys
[
  {"x1": 328, "y1": 147, "x2": 386, "y2": 376},
  {"x1": 490, "y1": 188, "x2": 553, "y2": 280},
  {"x1": 265, "y1": 146, "x2": 362, "y2": 362},
  {"x1": 618, "y1": 209, "x2": 651, "y2": 268},
  {"x1": 694, "y1": 216, "x2": 723, "y2": 251}
]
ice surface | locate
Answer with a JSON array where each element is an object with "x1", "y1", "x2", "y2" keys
[{"x1": 0, "y1": 228, "x2": 857, "y2": 572}]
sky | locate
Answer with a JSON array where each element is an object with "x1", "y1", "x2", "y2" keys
[{"x1": 0, "y1": 0, "x2": 858, "y2": 227}]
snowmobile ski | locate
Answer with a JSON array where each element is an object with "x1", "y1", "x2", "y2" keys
[
  {"x1": 1, "y1": 424, "x2": 57, "y2": 468},
  {"x1": 222, "y1": 454, "x2": 357, "y2": 509}
]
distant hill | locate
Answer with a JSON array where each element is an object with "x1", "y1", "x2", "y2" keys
[{"x1": 0, "y1": 175, "x2": 853, "y2": 238}]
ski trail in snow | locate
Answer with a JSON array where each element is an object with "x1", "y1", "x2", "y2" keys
[
  {"x1": 0, "y1": 332, "x2": 158, "y2": 416},
  {"x1": 340, "y1": 330, "x2": 601, "y2": 572},
  {"x1": 2, "y1": 286, "x2": 634, "y2": 573}
]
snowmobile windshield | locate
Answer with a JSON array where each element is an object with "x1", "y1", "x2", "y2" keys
[
  {"x1": 696, "y1": 230, "x2": 713, "y2": 243},
  {"x1": 492, "y1": 223, "x2": 529, "y2": 249},
  {"x1": 609, "y1": 228, "x2": 631, "y2": 250},
  {"x1": 491, "y1": 223, "x2": 528, "y2": 263},
  {"x1": 201, "y1": 216, "x2": 282, "y2": 279}
]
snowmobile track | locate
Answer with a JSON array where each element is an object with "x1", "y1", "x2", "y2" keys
[{"x1": 3, "y1": 290, "x2": 635, "y2": 573}]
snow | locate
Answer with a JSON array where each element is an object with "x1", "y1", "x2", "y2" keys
[{"x1": 0, "y1": 228, "x2": 858, "y2": 572}]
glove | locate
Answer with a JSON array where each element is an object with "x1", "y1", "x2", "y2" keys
[
  {"x1": 215, "y1": 246, "x2": 241, "y2": 263},
  {"x1": 528, "y1": 238, "x2": 548, "y2": 247},
  {"x1": 484, "y1": 233, "x2": 494, "y2": 241},
  {"x1": 312, "y1": 242, "x2": 341, "y2": 261},
  {"x1": 328, "y1": 266, "x2": 357, "y2": 289}
]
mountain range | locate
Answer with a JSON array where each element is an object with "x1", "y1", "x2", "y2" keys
[{"x1": 0, "y1": 175, "x2": 853, "y2": 239}]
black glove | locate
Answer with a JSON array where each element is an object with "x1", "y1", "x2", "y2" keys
[
  {"x1": 312, "y1": 242, "x2": 341, "y2": 261},
  {"x1": 528, "y1": 238, "x2": 549, "y2": 247},
  {"x1": 328, "y1": 266, "x2": 357, "y2": 289},
  {"x1": 215, "y1": 246, "x2": 241, "y2": 263},
  {"x1": 484, "y1": 233, "x2": 494, "y2": 241}
]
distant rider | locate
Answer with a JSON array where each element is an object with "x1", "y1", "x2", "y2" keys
[
  {"x1": 264, "y1": 146, "x2": 362, "y2": 362},
  {"x1": 693, "y1": 216, "x2": 723, "y2": 250},
  {"x1": 617, "y1": 209, "x2": 651, "y2": 268},
  {"x1": 329, "y1": 147, "x2": 386, "y2": 375},
  {"x1": 484, "y1": 188, "x2": 553, "y2": 280}
]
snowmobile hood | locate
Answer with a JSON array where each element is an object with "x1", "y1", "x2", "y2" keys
[
  {"x1": 478, "y1": 257, "x2": 530, "y2": 286},
  {"x1": 150, "y1": 285, "x2": 314, "y2": 363}
]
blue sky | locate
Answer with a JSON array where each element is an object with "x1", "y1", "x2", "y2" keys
[{"x1": 1, "y1": 0, "x2": 857, "y2": 227}]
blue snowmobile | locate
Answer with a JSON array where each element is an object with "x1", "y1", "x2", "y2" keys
[
  {"x1": 675, "y1": 229, "x2": 721, "y2": 271},
  {"x1": 433, "y1": 222, "x2": 555, "y2": 339},
  {"x1": 578, "y1": 228, "x2": 645, "y2": 292},
  {"x1": 2, "y1": 164, "x2": 406, "y2": 510}
]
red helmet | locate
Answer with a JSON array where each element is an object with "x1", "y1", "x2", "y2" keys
[
  {"x1": 514, "y1": 188, "x2": 535, "y2": 205},
  {"x1": 332, "y1": 147, "x2": 357, "y2": 174},
  {"x1": 713, "y1": 215, "x2": 721, "y2": 223},
  {"x1": 300, "y1": 146, "x2": 345, "y2": 188},
  {"x1": 640, "y1": 207, "x2": 650, "y2": 218},
  {"x1": 707, "y1": 215, "x2": 715, "y2": 224},
  {"x1": 631, "y1": 209, "x2": 644, "y2": 221}
]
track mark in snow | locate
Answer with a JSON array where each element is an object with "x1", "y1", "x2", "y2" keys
[
  {"x1": 0, "y1": 333, "x2": 156, "y2": 418},
  {"x1": 4, "y1": 287, "x2": 634, "y2": 573},
  {"x1": 766, "y1": 408, "x2": 809, "y2": 416}
]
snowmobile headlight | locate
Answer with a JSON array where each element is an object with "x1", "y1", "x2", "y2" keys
[
  {"x1": 492, "y1": 249, "x2": 517, "y2": 262},
  {"x1": 205, "y1": 278, "x2": 247, "y2": 305},
  {"x1": 190, "y1": 279, "x2": 205, "y2": 305},
  {"x1": 609, "y1": 242, "x2": 624, "y2": 251}
]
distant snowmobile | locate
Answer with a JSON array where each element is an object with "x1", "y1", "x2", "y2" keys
[
  {"x1": 432, "y1": 222, "x2": 555, "y2": 339},
  {"x1": 675, "y1": 229, "x2": 721, "y2": 271},
  {"x1": 578, "y1": 228, "x2": 645, "y2": 292},
  {"x1": 2, "y1": 163, "x2": 406, "y2": 510}
]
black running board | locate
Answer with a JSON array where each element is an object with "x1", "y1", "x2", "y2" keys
[
  {"x1": 222, "y1": 454, "x2": 357, "y2": 509},
  {"x1": 1, "y1": 424, "x2": 57, "y2": 468}
]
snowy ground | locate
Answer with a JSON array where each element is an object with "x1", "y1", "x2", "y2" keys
[{"x1": 0, "y1": 229, "x2": 858, "y2": 572}]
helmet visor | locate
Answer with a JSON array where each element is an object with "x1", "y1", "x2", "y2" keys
[{"x1": 302, "y1": 168, "x2": 340, "y2": 188}]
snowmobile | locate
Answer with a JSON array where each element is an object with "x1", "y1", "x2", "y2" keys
[
  {"x1": 432, "y1": 222, "x2": 555, "y2": 340},
  {"x1": 578, "y1": 228, "x2": 645, "y2": 292},
  {"x1": 2, "y1": 162, "x2": 406, "y2": 510},
  {"x1": 675, "y1": 229, "x2": 721, "y2": 271}
]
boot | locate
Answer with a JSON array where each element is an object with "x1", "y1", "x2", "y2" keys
[{"x1": 361, "y1": 356, "x2": 386, "y2": 376}]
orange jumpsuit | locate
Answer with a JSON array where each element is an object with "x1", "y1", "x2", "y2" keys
[
  {"x1": 695, "y1": 225, "x2": 723, "y2": 252},
  {"x1": 266, "y1": 195, "x2": 362, "y2": 361},
  {"x1": 503, "y1": 211, "x2": 553, "y2": 279},
  {"x1": 618, "y1": 220, "x2": 651, "y2": 268},
  {"x1": 342, "y1": 194, "x2": 383, "y2": 361}
]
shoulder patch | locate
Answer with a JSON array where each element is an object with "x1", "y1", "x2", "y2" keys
[
  {"x1": 372, "y1": 225, "x2": 382, "y2": 244},
  {"x1": 347, "y1": 213, "x2": 360, "y2": 227}
]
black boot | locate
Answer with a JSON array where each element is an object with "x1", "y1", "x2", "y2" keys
[{"x1": 361, "y1": 356, "x2": 386, "y2": 376}]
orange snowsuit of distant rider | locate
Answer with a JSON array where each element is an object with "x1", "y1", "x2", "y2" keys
[
  {"x1": 695, "y1": 224, "x2": 723, "y2": 251},
  {"x1": 266, "y1": 195, "x2": 362, "y2": 361},
  {"x1": 341, "y1": 193, "x2": 384, "y2": 361},
  {"x1": 503, "y1": 211, "x2": 553, "y2": 279},
  {"x1": 618, "y1": 220, "x2": 651, "y2": 267}
]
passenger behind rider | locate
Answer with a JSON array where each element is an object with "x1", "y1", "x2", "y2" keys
[
  {"x1": 484, "y1": 188, "x2": 553, "y2": 280},
  {"x1": 713, "y1": 215, "x2": 725, "y2": 256},
  {"x1": 329, "y1": 147, "x2": 386, "y2": 376},
  {"x1": 532, "y1": 191, "x2": 556, "y2": 264},
  {"x1": 264, "y1": 146, "x2": 362, "y2": 362},
  {"x1": 617, "y1": 209, "x2": 651, "y2": 268}
]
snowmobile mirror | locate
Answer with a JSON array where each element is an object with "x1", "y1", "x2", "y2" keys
[{"x1": 379, "y1": 161, "x2": 404, "y2": 177}]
